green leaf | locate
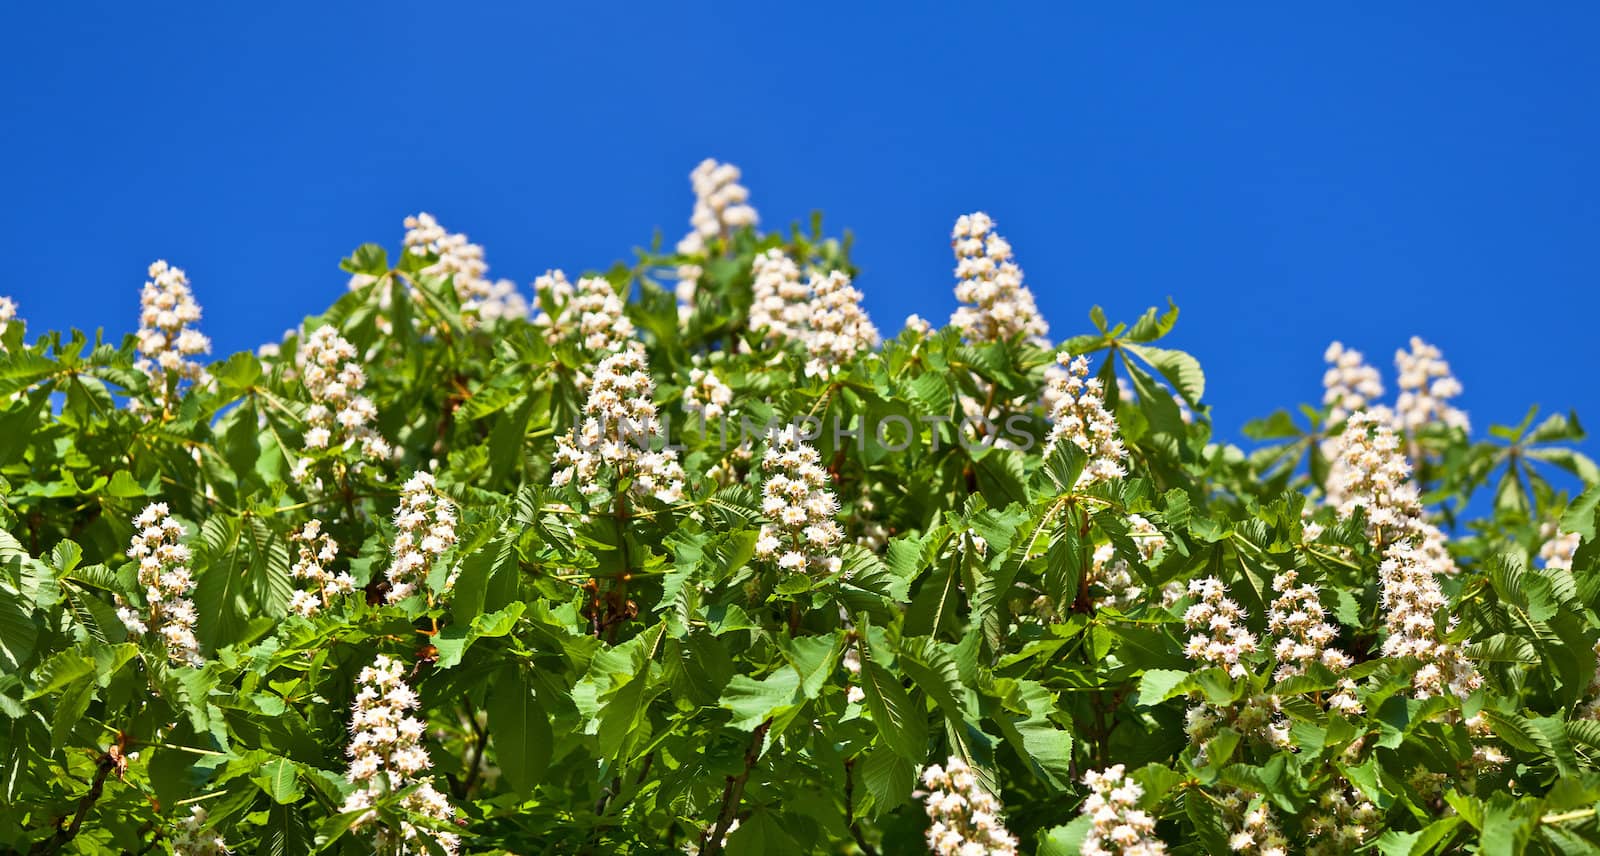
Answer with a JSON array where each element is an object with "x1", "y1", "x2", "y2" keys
[
  {"x1": 1038, "y1": 817, "x2": 1094, "y2": 856},
  {"x1": 341, "y1": 243, "x2": 389, "y2": 276},
  {"x1": 1561, "y1": 485, "x2": 1600, "y2": 540},
  {"x1": 1124, "y1": 343, "x2": 1205, "y2": 405},
  {"x1": 0, "y1": 595, "x2": 36, "y2": 672},
  {"x1": 26, "y1": 648, "x2": 94, "y2": 698},
  {"x1": 719, "y1": 669, "x2": 802, "y2": 732},
  {"x1": 262, "y1": 803, "x2": 312, "y2": 856},
  {"x1": 254, "y1": 757, "x2": 304, "y2": 804},
  {"x1": 488, "y1": 664, "x2": 552, "y2": 795},
  {"x1": 989, "y1": 678, "x2": 1072, "y2": 789},
  {"x1": 1136, "y1": 669, "x2": 1191, "y2": 707},
  {"x1": 858, "y1": 660, "x2": 928, "y2": 763},
  {"x1": 859, "y1": 745, "x2": 916, "y2": 815}
]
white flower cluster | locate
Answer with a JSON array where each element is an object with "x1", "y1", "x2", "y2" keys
[
  {"x1": 1325, "y1": 411, "x2": 1458, "y2": 578},
  {"x1": 1267, "y1": 571, "x2": 1361, "y2": 714},
  {"x1": 1538, "y1": 521, "x2": 1580, "y2": 570},
  {"x1": 120, "y1": 502, "x2": 203, "y2": 667},
  {"x1": 683, "y1": 366, "x2": 733, "y2": 421},
  {"x1": 1044, "y1": 354, "x2": 1126, "y2": 485},
  {"x1": 384, "y1": 472, "x2": 459, "y2": 604},
  {"x1": 742, "y1": 249, "x2": 880, "y2": 374},
  {"x1": 948, "y1": 212, "x2": 1048, "y2": 343},
  {"x1": 903, "y1": 313, "x2": 932, "y2": 336},
  {"x1": 1218, "y1": 789, "x2": 1288, "y2": 856},
  {"x1": 1378, "y1": 542, "x2": 1481, "y2": 699},
  {"x1": 1091, "y1": 515, "x2": 1180, "y2": 611},
  {"x1": 754, "y1": 430, "x2": 843, "y2": 577},
  {"x1": 918, "y1": 757, "x2": 1020, "y2": 856},
  {"x1": 1394, "y1": 336, "x2": 1468, "y2": 433},
  {"x1": 747, "y1": 249, "x2": 810, "y2": 343},
  {"x1": 1079, "y1": 764, "x2": 1167, "y2": 856},
  {"x1": 288, "y1": 520, "x2": 355, "y2": 616},
  {"x1": 402, "y1": 212, "x2": 527, "y2": 323},
  {"x1": 1324, "y1": 411, "x2": 1421, "y2": 533},
  {"x1": 136, "y1": 261, "x2": 211, "y2": 409},
  {"x1": 1304, "y1": 785, "x2": 1379, "y2": 856},
  {"x1": 532, "y1": 270, "x2": 638, "y2": 359},
  {"x1": 169, "y1": 806, "x2": 227, "y2": 856},
  {"x1": 340, "y1": 655, "x2": 460, "y2": 856},
  {"x1": 294, "y1": 325, "x2": 392, "y2": 471},
  {"x1": 678, "y1": 158, "x2": 758, "y2": 255},
  {"x1": 551, "y1": 348, "x2": 687, "y2": 505},
  {"x1": 1321, "y1": 342, "x2": 1384, "y2": 425},
  {"x1": 0, "y1": 296, "x2": 16, "y2": 350},
  {"x1": 803, "y1": 270, "x2": 880, "y2": 378},
  {"x1": 675, "y1": 159, "x2": 759, "y2": 319},
  {"x1": 1182, "y1": 578, "x2": 1258, "y2": 679}
]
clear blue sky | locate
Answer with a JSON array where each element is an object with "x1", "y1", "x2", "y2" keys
[{"x1": 4, "y1": 3, "x2": 1595, "y2": 449}]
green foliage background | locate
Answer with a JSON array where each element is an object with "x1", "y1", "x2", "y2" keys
[{"x1": 2, "y1": 215, "x2": 1599, "y2": 855}]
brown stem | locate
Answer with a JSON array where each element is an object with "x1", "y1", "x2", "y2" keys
[
  {"x1": 703, "y1": 720, "x2": 771, "y2": 856},
  {"x1": 30, "y1": 751, "x2": 115, "y2": 854}
]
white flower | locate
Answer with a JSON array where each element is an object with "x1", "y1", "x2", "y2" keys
[
  {"x1": 135, "y1": 261, "x2": 211, "y2": 412},
  {"x1": 675, "y1": 158, "x2": 759, "y2": 320},
  {"x1": 1090, "y1": 514, "x2": 1178, "y2": 611},
  {"x1": 683, "y1": 366, "x2": 734, "y2": 422},
  {"x1": 1379, "y1": 541, "x2": 1481, "y2": 699},
  {"x1": 1044, "y1": 354, "x2": 1126, "y2": 486},
  {"x1": 1304, "y1": 783, "x2": 1379, "y2": 856},
  {"x1": 755, "y1": 429, "x2": 842, "y2": 577},
  {"x1": 948, "y1": 212, "x2": 1047, "y2": 343},
  {"x1": 1393, "y1": 336, "x2": 1468, "y2": 433},
  {"x1": 0, "y1": 296, "x2": 16, "y2": 350},
  {"x1": 803, "y1": 270, "x2": 879, "y2": 378},
  {"x1": 747, "y1": 249, "x2": 810, "y2": 344},
  {"x1": 1267, "y1": 570, "x2": 1354, "y2": 682},
  {"x1": 288, "y1": 519, "x2": 353, "y2": 615},
  {"x1": 1079, "y1": 764, "x2": 1166, "y2": 855},
  {"x1": 169, "y1": 805, "x2": 228, "y2": 856},
  {"x1": 552, "y1": 348, "x2": 686, "y2": 505},
  {"x1": 402, "y1": 212, "x2": 527, "y2": 323},
  {"x1": 1321, "y1": 342, "x2": 1385, "y2": 425},
  {"x1": 920, "y1": 757, "x2": 1019, "y2": 855},
  {"x1": 1216, "y1": 791, "x2": 1287, "y2": 856},
  {"x1": 341, "y1": 655, "x2": 460, "y2": 855},
  {"x1": 1182, "y1": 577, "x2": 1258, "y2": 679},
  {"x1": 531, "y1": 271, "x2": 637, "y2": 365},
  {"x1": 122, "y1": 502, "x2": 203, "y2": 667},
  {"x1": 294, "y1": 325, "x2": 393, "y2": 478},
  {"x1": 383, "y1": 472, "x2": 458, "y2": 604},
  {"x1": 1538, "y1": 521, "x2": 1581, "y2": 571},
  {"x1": 1324, "y1": 412, "x2": 1456, "y2": 572}
]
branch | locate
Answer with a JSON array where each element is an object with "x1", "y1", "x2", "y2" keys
[
  {"x1": 702, "y1": 720, "x2": 771, "y2": 856},
  {"x1": 30, "y1": 751, "x2": 115, "y2": 855}
]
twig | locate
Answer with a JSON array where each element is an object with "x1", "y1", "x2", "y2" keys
[
  {"x1": 30, "y1": 750, "x2": 115, "y2": 854},
  {"x1": 702, "y1": 720, "x2": 771, "y2": 856}
]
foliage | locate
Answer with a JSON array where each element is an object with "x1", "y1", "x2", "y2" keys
[{"x1": 1, "y1": 201, "x2": 1599, "y2": 856}]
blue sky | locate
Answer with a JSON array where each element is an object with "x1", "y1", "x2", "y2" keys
[{"x1": 4, "y1": 3, "x2": 1595, "y2": 451}]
